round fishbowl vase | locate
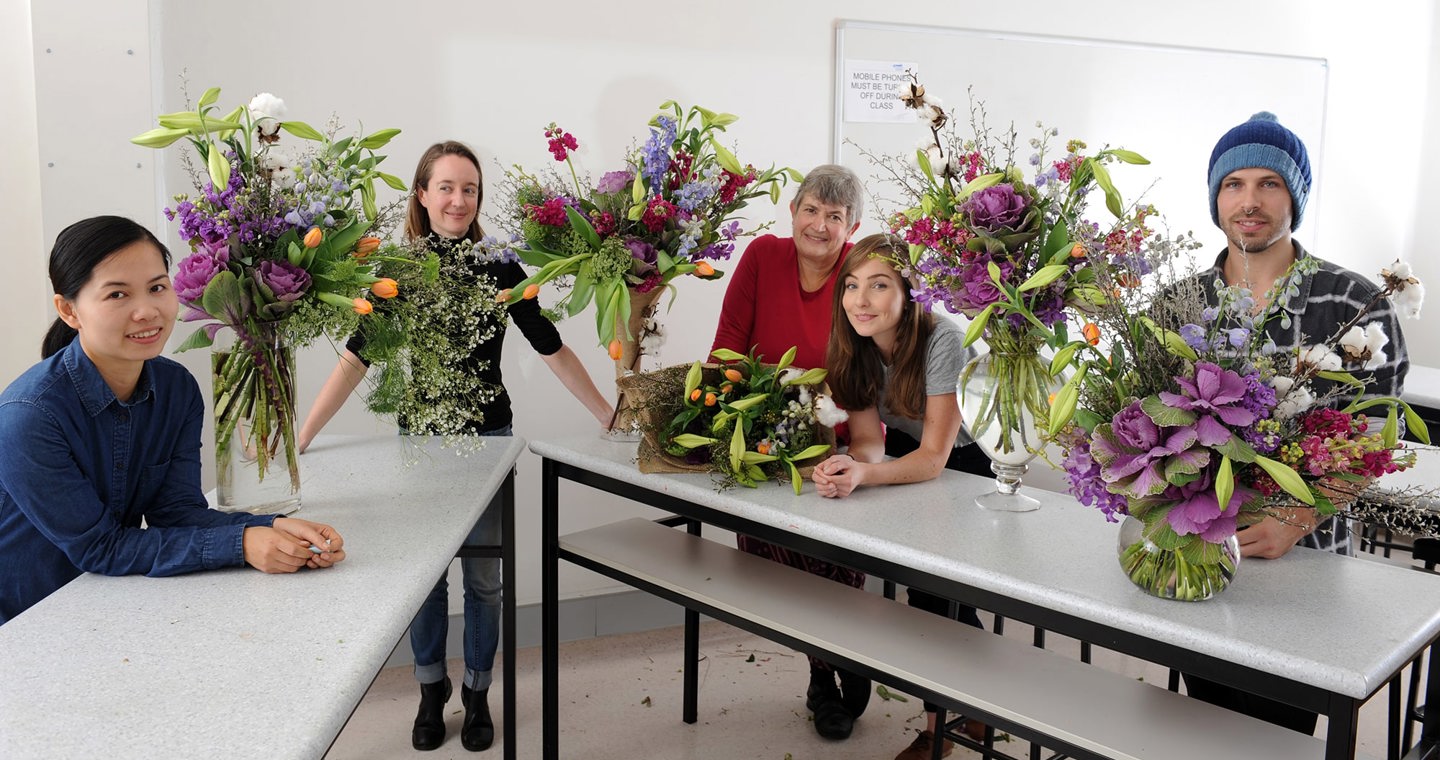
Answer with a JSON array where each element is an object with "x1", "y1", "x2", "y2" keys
[
  {"x1": 1116, "y1": 515, "x2": 1240, "y2": 601},
  {"x1": 957, "y1": 345, "x2": 1055, "y2": 512}
]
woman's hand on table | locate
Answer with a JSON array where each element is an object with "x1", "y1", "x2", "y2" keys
[
  {"x1": 272, "y1": 517, "x2": 347, "y2": 568},
  {"x1": 812, "y1": 454, "x2": 864, "y2": 498}
]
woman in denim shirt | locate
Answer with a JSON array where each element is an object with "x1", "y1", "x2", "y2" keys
[{"x1": 0, "y1": 216, "x2": 346, "y2": 626}]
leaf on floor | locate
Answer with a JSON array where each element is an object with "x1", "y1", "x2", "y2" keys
[
  {"x1": 641, "y1": 695, "x2": 652, "y2": 707},
  {"x1": 746, "y1": 654, "x2": 755, "y2": 662},
  {"x1": 876, "y1": 684, "x2": 909, "y2": 702}
]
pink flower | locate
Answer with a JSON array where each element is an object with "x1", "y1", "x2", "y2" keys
[
  {"x1": 641, "y1": 197, "x2": 677, "y2": 232},
  {"x1": 544, "y1": 123, "x2": 578, "y2": 162}
]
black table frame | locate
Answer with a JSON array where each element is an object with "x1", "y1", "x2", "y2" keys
[{"x1": 539, "y1": 457, "x2": 1440, "y2": 760}]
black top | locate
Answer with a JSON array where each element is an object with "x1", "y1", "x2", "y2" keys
[{"x1": 347, "y1": 234, "x2": 562, "y2": 433}]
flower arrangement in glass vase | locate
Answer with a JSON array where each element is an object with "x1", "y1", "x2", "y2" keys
[
  {"x1": 859, "y1": 74, "x2": 1173, "y2": 510},
  {"x1": 132, "y1": 85, "x2": 418, "y2": 512},
  {"x1": 496, "y1": 102, "x2": 799, "y2": 431},
  {"x1": 618, "y1": 347, "x2": 848, "y2": 493},
  {"x1": 1047, "y1": 250, "x2": 1430, "y2": 600}
]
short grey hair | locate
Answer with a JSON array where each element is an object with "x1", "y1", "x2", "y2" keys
[{"x1": 792, "y1": 164, "x2": 864, "y2": 225}]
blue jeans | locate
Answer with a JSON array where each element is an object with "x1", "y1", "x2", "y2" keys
[{"x1": 409, "y1": 426, "x2": 510, "y2": 690}]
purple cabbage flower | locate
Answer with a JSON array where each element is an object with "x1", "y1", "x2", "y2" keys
[
  {"x1": 962, "y1": 184, "x2": 1028, "y2": 232},
  {"x1": 1163, "y1": 470, "x2": 1249, "y2": 542},
  {"x1": 625, "y1": 239, "x2": 658, "y2": 277},
  {"x1": 257, "y1": 260, "x2": 311, "y2": 302},
  {"x1": 1091, "y1": 400, "x2": 1208, "y2": 498},
  {"x1": 1159, "y1": 362, "x2": 1255, "y2": 445},
  {"x1": 174, "y1": 251, "x2": 227, "y2": 306},
  {"x1": 596, "y1": 170, "x2": 634, "y2": 195},
  {"x1": 960, "y1": 254, "x2": 1011, "y2": 310}
]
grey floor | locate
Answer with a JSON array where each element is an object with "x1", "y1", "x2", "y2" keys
[{"x1": 325, "y1": 602, "x2": 1417, "y2": 759}]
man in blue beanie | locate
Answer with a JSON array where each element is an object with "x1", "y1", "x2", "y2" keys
[{"x1": 1184, "y1": 111, "x2": 1409, "y2": 735}]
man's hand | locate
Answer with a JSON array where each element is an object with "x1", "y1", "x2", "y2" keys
[
  {"x1": 273, "y1": 517, "x2": 347, "y2": 568},
  {"x1": 1238, "y1": 507, "x2": 1316, "y2": 559}
]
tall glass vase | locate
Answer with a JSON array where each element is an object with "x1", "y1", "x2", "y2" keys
[
  {"x1": 211, "y1": 325, "x2": 302, "y2": 514},
  {"x1": 607, "y1": 286, "x2": 664, "y2": 442},
  {"x1": 957, "y1": 326, "x2": 1055, "y2": 511}
]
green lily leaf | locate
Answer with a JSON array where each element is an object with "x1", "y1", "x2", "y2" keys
[
  {"x1": 1215, "y1": 456, "x2": 1234, "y2": 513},
  {"x1": 710, "y1": 348, "x2": 746, "y2": 362},
  {"x1": 1253, "y1": 455, "x2": 1315, "y2": 505},
  {"x1": 358, "y1": 128, "x2": 402, "y2": 149},
  {"x1": 1017, "y1": 264, "x2": 1069, "y2": 292},
  {"x1": 671, "y1": 433, "x2": 718, "y2": 449},
  {"x1": 279, "y1": 120, "x2": 325, "y2": 141},
  {"x1": 777, "y1": 345, "x2": 797, "y2": 371},
  {"x1": 791, "y1": 444, "x2": 831, "y2": 461}
]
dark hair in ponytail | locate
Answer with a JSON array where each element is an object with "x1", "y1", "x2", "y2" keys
[{"x1": 43, "y1": 216, "x2": 171, "y2": 359}]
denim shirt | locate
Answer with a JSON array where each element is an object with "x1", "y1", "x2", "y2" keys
[{"x1": 0, "y1": 339, "x2": 276, "y2": 624}]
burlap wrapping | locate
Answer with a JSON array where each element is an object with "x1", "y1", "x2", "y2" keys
[{"x1": 617, "y1": 362, "x2": 836, "y2": 482}]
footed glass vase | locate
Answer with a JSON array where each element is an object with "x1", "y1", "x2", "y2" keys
[
  {"x1": 211, "y1": 326, "x2": 302, "y2": 514},
  {"x1": 957, "y1": 332, "x2": 1056, "y2": 512},
  {"x1": 1116, "y1": 515, "x2": 1240, "y2": 601}
]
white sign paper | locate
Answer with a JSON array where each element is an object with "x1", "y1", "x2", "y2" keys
[{"x1": 843, "y1": 60, "x2": 918, "y2": 124}]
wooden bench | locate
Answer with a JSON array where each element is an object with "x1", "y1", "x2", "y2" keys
[{"x1": 560, "y1": 517, "x2": 1330, "y2": 760}]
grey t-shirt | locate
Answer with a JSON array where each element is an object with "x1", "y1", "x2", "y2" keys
[{"x1": 878, "y1": 317, "x2": 976, "y2": 446}]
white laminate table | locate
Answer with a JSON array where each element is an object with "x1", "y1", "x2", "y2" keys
[
  {"x1": 534, "y1": 435, "x2": 1440, "y2": 760},
  {"x1": 0, "y1": 434, "x2": 524, "y2": 760}
]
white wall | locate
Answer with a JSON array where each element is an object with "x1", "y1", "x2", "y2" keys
[
  {"x1": 0, "y1": 0, "x2": 47, "y2": 384},
  {"x1": 15, "y1": 0, "x2": 1439, "y2": 609}
]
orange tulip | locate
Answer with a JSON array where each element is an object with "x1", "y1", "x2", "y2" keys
[
  {"x1": 724, "y1": 368, "x2": 743, "y2": 383},
  {"x1": 495, "y1": 288, "x2": 512, "y2": 303},
  {"x1": 757, "y1": 442, "x2": 770, "y2": 455},
  {"x1": 720, "y1": 383, "x2": 733, "y2": 395},
  {"x1": 608, "y1": 339, "x2": 623, "y2": 360},
  {"x1": 694, "y1": 261, "x2": 715, "y2": 277},
  {"x1": 704, "y1": 392, "x2": 717, "y2": 406},
  {"x1": 1082, "y1": 322, "x2": 1101, "y2": 345},
  {"x1": 352, "y1": 298, "x2": 372, "y2": 315},
  {"x1": 522, "y1": 283, "x2": 541, "y2": 300},
  {"x1": 303, "y1": 227, "x2": 323, "y2": 248},
  {"x1": 1069, "y1": 243, "x2": 1087, "y2": 258},
  {"x1": 689, "y1": 388, "x2": 702, "y2": 402},
  {"x1": 355, "y1": 236, "x2": 382, "y2": 255},
  {"x1": 371, "y1": 278, "x2": 398, "y2": 299}
]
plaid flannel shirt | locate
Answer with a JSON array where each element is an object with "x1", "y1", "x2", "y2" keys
[{"x1": 1196, "y1": 242, "x2": 1409, "y2": 555}]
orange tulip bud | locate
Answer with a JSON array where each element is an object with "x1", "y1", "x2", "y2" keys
[
  {"x1": 304, "y1": 227, "x2": 323, "y2": 248},
  {"x1": 690, "y1": 388, "x2": 702, "y2": 402},
  {"x1": 704, "y1": 392, "x2": 717, "y2": 406},
  {"x1": 522, "y1": 283, "x2": 541, "y2": 300},
  {"x1": 1048, "y1": 392, "x2": 1058, "y2": 405},
  {"x1": 694, "y1": 261, "x2": 715, "y2": 277},
  {"x1": 371, "y1": 278, "x2": 398, "y2": 299},
  {"x1": 757, "y1": 442, "x2": 770, "y2": 455},
  {"x1": 724, "y1": 368, "x2": 743, "y2": 383},
  {"x1": 355, "y1": 236, "x2": 382, "y2": 255},
  {"x1": 495, "y1": 288, "x2": 512, "y2": 303},
  {"x1": 1082, "y1": 322, "x2": 1101, "y2": 345},
  {"x1": 352, "y1": 298, "x2": 373, "y2": 315},
  {"x1": 720, "y1": 383, "x2": 733, "y2": 394},
  {"x1": 1069, "y1": 243, "x2": 1087, "y2": 259},
  {"x1": 608, "y1": 339, "x2": 623, "y2": 360}
]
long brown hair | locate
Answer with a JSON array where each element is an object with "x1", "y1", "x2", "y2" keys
[
  {"x1": 825, "y1": 234, "x2": 934, "y2": 419},
  {"x1": 405, "y1": 140, "x2": 484, "y2": 242}
]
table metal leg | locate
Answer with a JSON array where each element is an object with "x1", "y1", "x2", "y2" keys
[
  {"x1": 683, "y1": 519, "x2": 701, "y2": 724},
  {"x1": 1324, "y1": 695, "x2": 1360, "y2": 760},
  {"x1": 501, "y1": 469, "x2": 517, "y2": 760},
  {"x1": 543, "y1": 458, "x2": 560, "y2": 760},
  {"x1": 1424, "y1": 643, "x2": 1440, "y2": 758}
]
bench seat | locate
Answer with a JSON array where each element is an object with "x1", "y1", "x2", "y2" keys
[{"x1": 560, "y1": 517, "x2": 1329, "y2": 760}]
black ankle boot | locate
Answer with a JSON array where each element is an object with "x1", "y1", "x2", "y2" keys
[
  {"x1": 461, "y1": 684, "x2": 495, "y2": 751},
  {"x1": 412, "y1": 676, "x2": 452, "y2": 751},
  {"x1": 805, "y1": 667, "x2": 854, "y2": 740},
  {"x1": 837, "y1": 667, "x2": 872, "y2": 719}
]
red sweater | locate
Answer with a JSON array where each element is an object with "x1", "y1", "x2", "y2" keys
[{"x1": 710, "y1": 235, "x2": 850, "y2": 370}]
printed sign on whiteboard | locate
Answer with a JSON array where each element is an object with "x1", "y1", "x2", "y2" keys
[{"x1": 843, "y1": 60, "x2": 917, "y2": 124}]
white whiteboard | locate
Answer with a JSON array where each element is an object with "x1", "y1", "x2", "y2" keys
[{"x1": 833, "y1": 20, "x2": 1329, "y2": 248}]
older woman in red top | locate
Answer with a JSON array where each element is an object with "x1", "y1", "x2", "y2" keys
[{"x1": 709, "y1": 164, "x2": 869, "y2": 742}]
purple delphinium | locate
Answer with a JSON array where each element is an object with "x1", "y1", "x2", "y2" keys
[
  {"x1": 1059, "y1": 430, "x2": 1129, "y2": 521},
  {"x1": 640, "y1": 116, "x2": 677, "y2": 193},
  {"x1": 961, "y1": 184, "x2": 1028, "y2": 232}
]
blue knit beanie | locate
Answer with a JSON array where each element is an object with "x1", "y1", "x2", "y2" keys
[{"x1": 1207, "y1": 112, "x2": 1311, "y2": 231}]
